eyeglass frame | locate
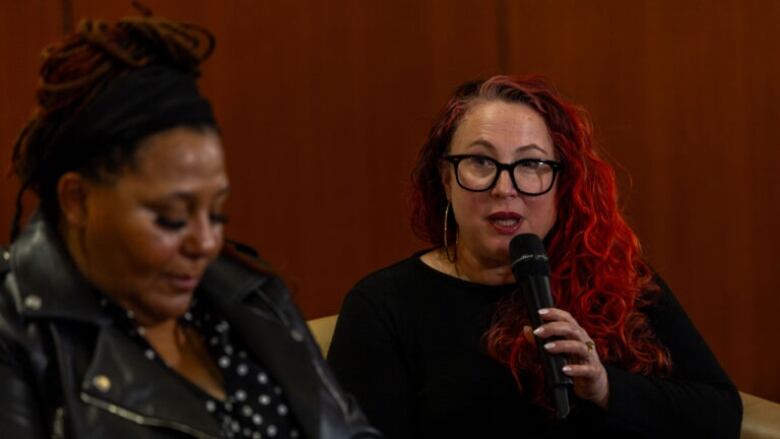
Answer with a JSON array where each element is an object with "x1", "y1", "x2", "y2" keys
[{"x1": 442, "y1": 154, "x2": 564, "y2": 196}]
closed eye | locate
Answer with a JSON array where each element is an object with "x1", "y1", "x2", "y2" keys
[
  {"x1": 155, "y1": 213, "x2": 228, "y2": 231},
  {"x1": 155, "y1": 216, "x2": 186, "y2": 230}
]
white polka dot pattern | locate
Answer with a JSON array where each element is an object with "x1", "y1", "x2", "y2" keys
[{"x1": 97, "y1": 294, "x2": 301, "y2": 438}]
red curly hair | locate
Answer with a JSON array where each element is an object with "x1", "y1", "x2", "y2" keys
[{"x1": 410, "y1": 75, "x2": 671, "y2": 405}]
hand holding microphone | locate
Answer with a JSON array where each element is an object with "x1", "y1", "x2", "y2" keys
[{"x1": 509, "y1": 234, "x2": 610, "y2": 416}]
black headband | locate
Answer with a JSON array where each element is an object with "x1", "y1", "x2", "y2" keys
[{"x1": 48, "y1": 65, "x2": 216, "y2": 176}]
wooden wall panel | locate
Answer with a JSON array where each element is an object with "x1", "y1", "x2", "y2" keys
[
  {"x1": 66, "y1": 1, "x2": 502, "y2": 317},
  {"x1": 0, "y1": 2, "x2": 62, "y2": 244},
  {"x1": 503, "y1": 0, "x2": 780, "y2": 401},
  {"x1": 3, "y1": 0, "x2": 776, "y2": 404}
]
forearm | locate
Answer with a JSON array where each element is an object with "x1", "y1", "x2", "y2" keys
[{"x1": 602, "y1": 364, "x2": 742, "y2": 437}]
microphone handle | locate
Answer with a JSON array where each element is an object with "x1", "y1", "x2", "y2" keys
[{"x1": 520, "y1": 275, "x2": 573, "y2": 419}]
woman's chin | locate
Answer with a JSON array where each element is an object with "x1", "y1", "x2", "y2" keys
[
  {"x1": 134, "y1": 292, "x2": 195, "y2": 325},
  {"x1": 486, "y1": 237, "x2": 514, "y2": 259},
  {"x1": 473, "y1": 244, "x2": 511, "y2": 268}
]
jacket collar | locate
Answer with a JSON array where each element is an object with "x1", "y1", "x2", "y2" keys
[
  {"x1": 9, "y1": 217, "x2": 108, "y2": 324},
  {"x1": 80, "y1": 323, "x2": 224, "y2": 438},
  {"x1": 11, "y1": 218, "x2": 325, "y2": 438},
  {"x1": 201, "y1": 255, "x2": 324, "y2": 439},
  {"x1": 10, "y1": 219, "x2": 222, "y2": 436}
]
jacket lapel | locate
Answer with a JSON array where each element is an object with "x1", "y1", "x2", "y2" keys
[
  {"x1": 81, "y1": 325, "x2": 222, "y2": 438},
  {"x1": 11, "y1": 218, "x2": 326, "y2": 438},
  {"x1": 10, "y1": 218, "x2": 107, "y2": 324},
  {"x1": 201, "y1": 257, "x2": 323, "y2": 439}
]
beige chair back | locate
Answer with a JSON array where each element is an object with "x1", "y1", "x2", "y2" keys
[{"x1": 307, "y1": 314, "x2": 338, "y2": 357}]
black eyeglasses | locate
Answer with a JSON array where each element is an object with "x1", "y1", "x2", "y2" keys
[{"x1": 443, "y1": 154, "x2": 563, "y2": 196}]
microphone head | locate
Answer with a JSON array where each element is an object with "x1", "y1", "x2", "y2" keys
[{"x1": 509, "y1": 233, "x2": 550, "y2": 277}]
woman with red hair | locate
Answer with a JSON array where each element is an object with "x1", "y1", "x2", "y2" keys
[{"x1": 328, "y1": 76, "x2": 741, "y2": 438}]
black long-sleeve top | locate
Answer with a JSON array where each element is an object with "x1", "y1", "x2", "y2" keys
[{"x1": 327, "y1": 254, "x2": 742, "y2": 438}]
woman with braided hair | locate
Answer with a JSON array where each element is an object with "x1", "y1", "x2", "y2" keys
[
  {"x1": 0, "y1": 12, "x2": 379, "y2": 439},
  {"x1": 327, "y1": 76, "x2": 742, "y2": 438}
]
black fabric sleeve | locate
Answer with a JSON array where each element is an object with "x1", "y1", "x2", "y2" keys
[
  {"x1": 600, "y1": 277, "x2": 742, "y2": 438},
  {"x1": 327, "y1": 288, "x2": 412, "y2": 439},
  {"x1": 0, "y1": 336, "x2": 48, "y2": 438}
]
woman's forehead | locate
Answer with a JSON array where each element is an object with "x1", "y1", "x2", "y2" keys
[
  {"x1": 112, "y1": 127, "x2": 228, "y2": 196},
  {"x1": 452, "y1": 101, "x2": 553, "y2": 155}
]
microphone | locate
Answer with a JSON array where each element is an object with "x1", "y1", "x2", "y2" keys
[{"x1": 509, "y1": 233, "x2": 572, "y2": 420}]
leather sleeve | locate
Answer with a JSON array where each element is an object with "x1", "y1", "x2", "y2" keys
[{"x1": 0, "y1": 289, "x2": 48, "y2": 438}]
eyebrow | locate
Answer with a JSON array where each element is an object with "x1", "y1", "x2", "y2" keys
[{"x1": 467, "y1": 139, "x2": 548, "y2": 155}]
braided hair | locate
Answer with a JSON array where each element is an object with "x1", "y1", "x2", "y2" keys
[{"x1": 10, "y1": 11, "x2": 215, "y2": 240}]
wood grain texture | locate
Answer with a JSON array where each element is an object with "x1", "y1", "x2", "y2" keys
[
  {"x1": 0, "y1": 1, "x2": 62, "y2": 243},
  {"x1": 503, "y1": 0, "x2": 780, "y2": 402},
  {"x1": 1, "y1": 0, "x2": 776, "y2": 402},
  {"x1": 65, "y1": 0, "x2": 502, "y2": 317}
]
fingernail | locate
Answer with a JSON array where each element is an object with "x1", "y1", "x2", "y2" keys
[
  {"x1": 544, "y1": 342, "x2": 555, "y2": 350},
  {"x1": 538, "y1": 309, "x2": 550, "y2": 315},
  {"x1": 533, "y1": 327, "x2": 544, "y2": 335},
  {"x1": 562, "y1": 366, "x2": 572, "y2": 373}
]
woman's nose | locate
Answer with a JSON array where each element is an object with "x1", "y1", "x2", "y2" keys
[
  {"x1": 183, "y1": 214, "x2": 221, "y2": 259},
  {"x1": 491, "y1": 168, "x2": 518, "y2": 197}
]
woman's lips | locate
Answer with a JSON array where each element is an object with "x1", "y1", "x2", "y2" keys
[
  {"x1": 166, "y1": 274, "x2": 200, "y2": 292},
  {"x1": 486, "y1": 212, "x2": 523, "y2": 235}
]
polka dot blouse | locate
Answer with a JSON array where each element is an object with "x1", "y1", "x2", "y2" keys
[{"x1": 101, "y1": 295, "x2": 302, "y2": 439}]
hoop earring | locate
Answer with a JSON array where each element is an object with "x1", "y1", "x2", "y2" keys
[{"x1": 443, "y1": 201, "x2": 457, "y2": 263}]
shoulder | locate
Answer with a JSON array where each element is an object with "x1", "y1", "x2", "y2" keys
[
  {"x1": 208, "y1": 239, "x2": 277, "y2": 288},
  {"x1": 640, "y1": 273, "x2": 684, "y2": 317},
  {"x1": 0, "y1": 248, "x2": 9, "y2": 275},
  {"x1": 202, "y1": 239, "x2": 293, "y2": 313},
  {"x1": 333, "y1": 254, "x2": 425, "y2": 319},
  {"x1": 638, "y1": 272, "x2": 704, "y2": 349},
  {"x1": 0, "y1": 247, "x2": 33, "y2": 363},
  {"x1": 0, "y1": 246, "x2": 20, "y2": 327},
  {"x1": 346, "y1": 253, "x2": 436, "y2": 306},
  {"x1": 0, "y1": 248, "x2": 10, "y2": 295},
  {"x1": 352, "y1": 255, "x2": 422, "y2": 291}
]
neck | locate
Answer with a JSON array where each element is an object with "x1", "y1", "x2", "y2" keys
[
  {"x1": 427, "y1": 245, "x2": 514, "y2": 286},
  {"x1": 143, "y1": 319, "x2": 186, "y2": 365},
  {"x1": 454, "y1": 244, "x2": 515, "y2": 285}
]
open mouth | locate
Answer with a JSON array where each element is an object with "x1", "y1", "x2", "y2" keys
[{"x1": 487, "y1": 212, "x2": 523, "y2": 234}]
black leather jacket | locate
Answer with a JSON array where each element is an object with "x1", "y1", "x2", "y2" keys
[{"x1": 0, "y1": 219, "x2": 380, "y2": 439}]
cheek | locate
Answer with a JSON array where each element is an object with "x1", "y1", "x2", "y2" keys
[
  {"x1": 450, "y1": 191, "x2": 492, "y2": 234},
  {"x1": 108, "y1": 215, "x2": 182, "y2": 276},
  {"x1": 132, "y1": 228, "x2": 181, "y2": 270},
  {"x1": 526, "y1": 195, "x2": 557, "y2": 236}
]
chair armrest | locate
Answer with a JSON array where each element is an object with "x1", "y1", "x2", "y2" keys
[{"x1": 741, "y1": 391, "x2": 780, "y2": 439}]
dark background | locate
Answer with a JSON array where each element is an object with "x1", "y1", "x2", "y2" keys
[{"x1": 1, "y1": 0, "x2": 777, "y2": 402}]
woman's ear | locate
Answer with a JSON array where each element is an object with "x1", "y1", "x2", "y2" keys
[{"x1": 57, "y1": 172, "x2": 90, "y2": 227}]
